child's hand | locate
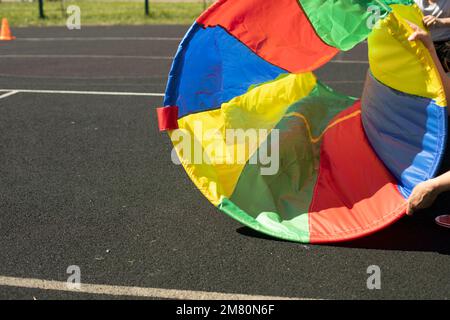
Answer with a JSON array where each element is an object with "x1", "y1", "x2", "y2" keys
[
  {"x1": 407, "y1": 180, "x2": 441, "y2": 215},
  {"x1": 423, "y1": 15, "x2": 438, "y2": 27},
  {"x1": 407, "y1": 20, "x2": 434, "y2": 50}
]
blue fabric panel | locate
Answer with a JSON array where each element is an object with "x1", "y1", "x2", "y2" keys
[
  {"x1": 163, "y1": 23, "x2": 286, "y2": 118},
  {"x1": 361, "y1": 72, "x2": 447, "y2": 198}
]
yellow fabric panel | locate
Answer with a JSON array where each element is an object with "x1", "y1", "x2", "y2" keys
[
  {"x1": 368, "y1": 4, "x2": 446, "y2": 106},
  {"x1": 169, "y1": 72, "x2": 317, "y2": 205}
]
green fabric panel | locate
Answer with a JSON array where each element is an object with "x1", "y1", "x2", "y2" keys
[
  {"x1": 298, "y1": 0, "x2": 414, "y2": 50},
  {"x1": 219, "y1": 197, "x2": 310, "y2": 243},
  {"x1": 219, "y1": 82, "x2": 356, "y2": 243}
]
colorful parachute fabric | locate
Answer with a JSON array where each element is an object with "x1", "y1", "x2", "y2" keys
[{"x1": 157, "y1": 0, "x2": 448, "y2": 243}]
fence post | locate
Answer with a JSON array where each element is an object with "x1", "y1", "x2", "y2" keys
[
  {"x1": 145, "y1": 0, "x2": 150, "y2": 16},
  {"x1": 39, "y1": 0, "x2": 45, "y2": 19}
]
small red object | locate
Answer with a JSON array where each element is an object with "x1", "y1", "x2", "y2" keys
[
  {"x1": 435, "y1": 215, "x2": 450, "y2": 229},
  {"x1": 157, "y1": 106, "x2": 179, "y2": 131}
]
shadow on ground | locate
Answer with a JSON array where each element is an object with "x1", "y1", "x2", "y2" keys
[{"x1": 237, "y1": 212, "x2": 450, "y2": 255}]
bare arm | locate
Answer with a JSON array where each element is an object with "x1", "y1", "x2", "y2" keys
[
  {"x1": 432, "y1": 170, "x2": 450, "y2": 193},
  {"x1": 437, "y1": 17, "x2": 450, "y2": 26},
  {"x1": 407, "y1": 171, "x2": 450, "y2": 215},
  {"x1": 423, "y1": 15, "x2": 450, "y2": 27},
  {"x1": 408, "y1": 22, "x2": 450, "y2": 101},
  {"x1": 406, "y1": 22, "x2": 450, "y2": 215},
  {"x1": 428, "y1": 44, "x2": 450, "y2": 99}
]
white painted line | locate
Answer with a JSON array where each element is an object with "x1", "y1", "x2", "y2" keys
[
  {"x1": 0, "y1": 90, "x2": 19, "y2": 100},
  {"x1": 325, "y1": 80, "x2": 364, "y2": 84},
  {"x1": 0, "y1": 89, "x2": 164, "y2": 97},
  {"x1": 17, "y1": 37, "x2": 182, "y2": 41},
  {"x1": 1, "y1": 54, "x2": 173, "y2": 60},
  {"x1": 0, "y1": 275, "x2": 303, "y2": 300}
]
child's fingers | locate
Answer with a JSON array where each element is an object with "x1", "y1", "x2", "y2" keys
[
  {"x1": 423, "y1": 15, "x2": 434, "y2": 23},
  {"x1": 406, "y1": 200, "x2": 414, "y2": 216},
  {"x1": 406, "y1": 20, "x2": 419, "y2": 41},
  {"x1": 408, "y1": 31, "x2": 418, "y2": 41},
  {"x1": 406, "y1": 19, "x2": 419, "y2": 30},
  {"x1": 423, "y1": 15, "x2": 437, "y2": 26},
  {"x1": 426, "y1": 19, "x2": 436, "y2": 27}
]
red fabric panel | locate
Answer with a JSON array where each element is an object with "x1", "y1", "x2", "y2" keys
[
  {"x1": 197, "y1": 0, "x2": 338, "y2": 73},
  {"x1": 309, "y1": 101, "x2": 406, "y2": 243},
  {"x1": 156, "y1": 106, "x2": 179, "y2": 131}
]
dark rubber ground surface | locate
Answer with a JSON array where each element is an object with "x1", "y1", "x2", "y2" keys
[{"x1": 0, "y1": 26, "x2": 449, "y2": 300}]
